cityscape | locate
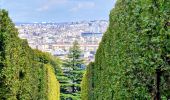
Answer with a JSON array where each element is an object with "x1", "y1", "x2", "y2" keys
[
  {"x1": 16, "y1": 20, "x2": 109, "y2": 64},
  {"x1": 0, "y1": 0, "x2": 169, "y2": 99}
]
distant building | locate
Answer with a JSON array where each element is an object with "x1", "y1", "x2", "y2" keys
[
  {"x1": 16, "y1": 20, "x2": 108, "y2": 64},
  {"x1": 81, "y1": 32, "x2": 103, "y2": 37}
]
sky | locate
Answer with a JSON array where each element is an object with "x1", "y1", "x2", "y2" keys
[{"x1": 0, "y1": 0, "x2": 116, "y2": 23}]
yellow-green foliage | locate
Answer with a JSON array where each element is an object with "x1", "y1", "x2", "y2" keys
[
  {"x1": 81, "y1": 63, "x2": 94, "y2": 100},
  {"x1": 0, "y1": 9, "x2": 61, "y2": 100},
  {"x1": 81, "y1": 71, "x2": 88, "y2": 100},
  {"x1": 46, "y1": 64, "x2": 60, "y2": 100}
]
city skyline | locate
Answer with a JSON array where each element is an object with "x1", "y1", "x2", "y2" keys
[
  {"x1": 1, "y1": 0, "x2": 116, "y2": 23},
  {"x1": 17, "y1": 20, "x2": 108, "y2": 63}
]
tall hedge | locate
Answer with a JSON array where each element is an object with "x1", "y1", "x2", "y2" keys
[
  {"x1": 0, "y1": 9, "x2": 60, "y2": 100},
  {"x1": 81, "y1": 62, "x2": 94, "y2": 100},
  {"x1": 82, "y1": 0, "x2": 170, "y2": 99},
  {"x1": 46, "y1": 64, "x2": 60, "y2": 100}
]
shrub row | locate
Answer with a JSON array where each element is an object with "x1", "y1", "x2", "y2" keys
[
  {"x1": 0, "y1": 9, "x2": 60, "y2": 100},
  {"x1": 82, "y1": 0, "x2": 170, "y2": 99}
]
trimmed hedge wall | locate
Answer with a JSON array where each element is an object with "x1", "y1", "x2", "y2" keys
[
  {"x1": 0, "y1": 9, "x2": 60, "y2": 100},
  {"x1": 46, "y1": 64, "x2": 60, "y2": 100},
  {"x1": 82, "y1": 0, "x2": 170, "y2": 99},
  {"x1": 81, "y1": 62, "x2": 94, "y2": 100}
]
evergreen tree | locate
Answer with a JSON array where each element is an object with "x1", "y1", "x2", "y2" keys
[{"x1": 61, "y1": 41, "x2": 84, "y2": 100}]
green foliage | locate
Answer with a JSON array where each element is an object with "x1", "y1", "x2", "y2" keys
[
  {"x1": 0, "y1": 9, "x2": 60, "y2": 100},
  {"x1": 82, "y1": 0, "x2": 170, "y2": 99},
  {"x1": 60, "y1": 40, "x2": 84, "y2": 100},
  {"x1": 46, "y1": 64, "x2": 60, "y2": 100},
  {"x1": 81, "y1": 62, "x2": 94, "y2": 100}
]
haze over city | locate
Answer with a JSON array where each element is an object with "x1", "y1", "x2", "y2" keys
[
  {"x1": 1, "y1": 0, "x2": 116, "y2": 23},
  {"x1": 0, "y1": 0, "x2": 116, "y2": 63}
]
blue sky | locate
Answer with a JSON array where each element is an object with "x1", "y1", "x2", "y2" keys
[{"x1": 1, "y1": 0, "x2": 116, "y2": 23}]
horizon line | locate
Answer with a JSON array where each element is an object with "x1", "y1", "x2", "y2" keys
[{"x1": 14, "y1": 19, "x2": 109, "y2": 24}]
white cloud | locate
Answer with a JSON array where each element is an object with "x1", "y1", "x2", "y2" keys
[
  {"x1": 37, "y1": 0, "x2": 67, "y2": 11},
  {"x1": 70, "y1": 2, "x2": 95, "y2": 12}
]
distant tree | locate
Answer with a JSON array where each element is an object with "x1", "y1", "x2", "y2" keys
[{"x1": 61, "y1": 40, "x2": 84, "y2": 100}]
